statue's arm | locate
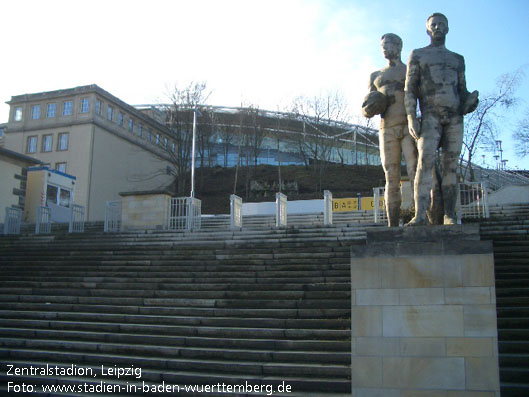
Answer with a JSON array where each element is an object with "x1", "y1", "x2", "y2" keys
[
  {"x1": 458, "y1": 56, "x2": 479, "y2": 114},
  {"x1": 362, "y1": 72, "x2": 379, "y2": 118},
  {"x1": 404, "y1": 51, "x2": 420, "y2": 139}
]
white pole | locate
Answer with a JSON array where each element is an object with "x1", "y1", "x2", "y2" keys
[{"x1": 191, "y1": 109, "x2": 197, "y2": 198}]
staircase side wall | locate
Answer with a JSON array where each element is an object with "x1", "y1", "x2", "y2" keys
[{"x1": 350, "y1": 227, "x2": 499, "y2": 396}]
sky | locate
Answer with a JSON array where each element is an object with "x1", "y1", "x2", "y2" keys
[{"x1": 1, "y1": 0, "x2": 528, "y2": 169}]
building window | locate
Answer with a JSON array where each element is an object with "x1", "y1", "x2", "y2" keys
[
  {"x1": 138, "y1": 124, "x2": 143, "y2": 137},
  {"x1": 107, "y1": 105, "x2": 113, "y2": 121},
  {"x1": 42, "y1": 135, "x2": 53, "y2": 152},
  {"x1": 63, "y1": 101, "x2": 73, "y2": 116},
  {"x1": 128, "y1": 119, "x2": 133, "y2": 132},
  {"x1": 14, "y1": 107, "x2": 23, "y2": 121},
  {"x1": 0, "y1": 127, "x2": 4, "y2": 138},
  {"x1": 147, "y1": 129, "x2": 152, "y2": 142},
  {"x1": 81, "y1": 98, "x2": 90, "y2": 113},
  {"x1": 118, "y1": 112, "x2": 124, "y2": 127},
  {"x1": 58, "y1": 132, "x2": 69, "y2": 151},
  {"x1": 46, "y1": 184, "x2": 71, "y2": 208},
  {"x1": 95, "y1": 99, "x2": 102, "y2": 115},
  {"x1": 31, "y1": 105, "x2": 40, "y2": 120},
  {"x1": 163, "y1": 137, "x2": 168, "y2": 148},
  {"x1": 55, "y1": 162, "x2": 67, "y2": 173},
  {"x1": 47, "y1": 104, "x2": 57, "y2": 118},
  {"x1": 27, "y1": 136, "x2": 38, "y2": 153},
  {"x1": 171, "y1": 142, "x2": 175, "y2": 152},
  {"x1": 156, "y1": 134, "x2": 160, "y2": 145}
]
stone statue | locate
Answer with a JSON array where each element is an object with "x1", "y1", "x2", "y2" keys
[
  {"x1": 404, "y1": 12, "x2": 478, "y2": 226},
  {"x1": 362, "y1": 33, "x2": 418, "y2": 227}
]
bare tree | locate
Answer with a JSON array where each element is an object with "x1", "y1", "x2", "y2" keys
[
  {"x1": 461, "y1": 69, "x2": 524, "y2": 180},
  {"x1": 513, "y1": 108, "x2": 529, "y2": 158},
  {"x1": 164, "y1": 81, "x2": 211, "y2": 195},
  {"x1": 291, "y1": 91, "x2": 350, "y2": 192}
]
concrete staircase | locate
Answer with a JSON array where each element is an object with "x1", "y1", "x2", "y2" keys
[
  {"x1": 480, "y1": 203, "x2": 529, "y2": 397},
  {"x1": 201, "y1": 211, "x2": 377, "y2": 231},
  {"x1": 0, "y1": 225, "x2": 366, "y2": 396}
]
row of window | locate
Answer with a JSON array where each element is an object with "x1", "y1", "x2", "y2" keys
[
  {"x1": 14, "y1": 99, "x2": 90, "y2": 122},
  {"x1": 26, "y1": 133, "x2": 69, "y2": 154},
  {"x1": 93, "y1": 99, "x2": 176, "y2": 152}
]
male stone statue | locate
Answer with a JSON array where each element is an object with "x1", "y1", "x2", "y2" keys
[
  {"x1": 362, "y1": 33, "x2": 417, "y2": 227},
  {"x1": 405, "y1": 12, "x2": 478, "y2": 225}
]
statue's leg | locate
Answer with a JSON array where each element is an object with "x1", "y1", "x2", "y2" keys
[
  {"x1": 380, "y1": 127, "x2": 402, "y2": 227},
  {"x1": 440, "y1": 116, "x2": 464, "y2": 225},
  {"x1": 407, "y1": 113, "x2": 442, "y2": 226},
  {"x1": 401, "y1": 131, "x2": 418, "y2": 207}
]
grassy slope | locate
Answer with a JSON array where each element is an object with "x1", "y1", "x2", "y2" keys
[{"x1": 191, "y1": 164, "x2": 387, "y2": 214}]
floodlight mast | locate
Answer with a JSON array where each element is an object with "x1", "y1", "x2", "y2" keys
[{"x1": 190, "y1": 108, "x2": 199, "y2": 198}]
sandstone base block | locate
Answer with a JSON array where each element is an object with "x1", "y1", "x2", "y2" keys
[{"x1": 351, "y1": 225, "x2": 499, "y2": 396}]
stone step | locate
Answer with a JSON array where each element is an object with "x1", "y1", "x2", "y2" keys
[
  {"x1": 0, "y1": 302, "x2": 351, "y2": 319},
  {"x1": 497, "y1": 297, "x2": 529, "y2": 307},
  {"x1": 500, "y1": 368, "x2": 529, "y2": 385},
  {"x1": 497, "y1": 279, "x2": 529, "y2": 288},
  {"x1": 500, "y1": 383, "x2": 529, "y2": 397},
  {"x1": 498, "y1": 329, "x2": 529, "y2": 341},
  {"x1": 499, "y1": 354, "x2": 529, "y2": 368},
  {"x1": 499, "y1": 341, "x2": 529, "y2": 354},
  {"x1": 0, "y1": 261, "x2": 351, "y2": 273},
  {"x1": 0, "y1": 287, "x2": 351, "y2": 300},
  {"x1": 0, "y1": 324, "x2": 350, "y2": 353},
  {"x1": 0, "y1": 370, "x2": 351, "y2": 396},
  {"x1": 0, "y1": 275, "x2": 351, "y2": 285},
  {"x1": 0, "y1": 318, "x2": 349, "y2": 340},
  {"x1": 0, "y1": 366, "x2": 350, "y2": 395},
  {"x1": 0, "y1": 310, "x2": 350, "y2": 330},
  {"x1": 496, "y1": 288, "x2": 529, "y2": 298},
  {"x1": 497, "y1": 307, "x2": 529, "y2": 318},
  {"x1": 0, "y1": 294, "x2": 351, "y2": 310},
  {"x1": 0, "y1": 281, "x2": 351, "y2": 292},
  {"x1": 4, "y1": 243, "x2": 354, "y2": 254},
  {"x1": 497, "y1": 318, "x2": 529, "y2": 329},
  {"x1": 0, "y1": 335, "x2": 351, "y2": 363},
  {"x1": 0, "y1": 355, "x2": 350, "y2": 383}
]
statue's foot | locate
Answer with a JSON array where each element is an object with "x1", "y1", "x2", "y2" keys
[
  {"x1": 405, "y1": 216, "x2": 427, "y2": 227},
  {"x1": 443, "y1": 215, "x2": 457, "y2": 225}
]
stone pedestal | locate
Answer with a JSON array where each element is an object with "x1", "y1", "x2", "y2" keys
[
  {"x1": 119, "y1": 190, "x2": 172, "y2": 231},
  {"x1": 350, "y1": 225, "x2": 499, "y2": 396}
]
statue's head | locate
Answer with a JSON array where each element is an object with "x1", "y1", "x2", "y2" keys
[
  {"x1": 381, "y1": 33, "x2": 402, "y2": 60},
  {"x1": 426, "y1": 13, "x2": 449, "y2": 42}
]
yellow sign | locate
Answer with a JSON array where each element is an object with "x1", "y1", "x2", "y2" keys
[
  {"x1": 333, "y1": 197, "x2": 385, "y2": 212},
  {"x1": 361, "y1": 196, "x2": 385, "y2": 211},
  {"x1": 332, "y1": 198, "x2": 359, "y2": 212}
]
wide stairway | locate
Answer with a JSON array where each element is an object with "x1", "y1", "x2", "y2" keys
[
  {"x1": 0, "y1": 225, "x2": 366, "y2": 396},
  {"x1": 480, "y1": 203, "x2": 529, "y2": 397}
]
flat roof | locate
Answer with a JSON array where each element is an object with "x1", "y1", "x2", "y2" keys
[{"x1": 0, "y1": 147, "x2": 43, "y2": 165}]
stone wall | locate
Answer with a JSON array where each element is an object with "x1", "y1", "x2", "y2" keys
[
  {"x1": 350, "y1": 225, "x2": 499, "y2": 396},
  {"x1": 120, "y1": 191, "x2": 171, "y2": 231}
]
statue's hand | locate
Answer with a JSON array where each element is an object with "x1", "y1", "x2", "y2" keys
[
  {"x1": 462, "y1": 90, "x2": 479, "y2": 115},
  {"x1": 407, "y1": 115, "x2": 420, "y2": 140}
]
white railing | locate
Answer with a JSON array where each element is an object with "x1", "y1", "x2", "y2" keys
[
  {"x1": 35, "y1": 206, "x2": 51, "y2": 235},
  {"x1": 458, "y1": 182, "x2": 489, "y2": 222},
  {"x1": 230, "y1": 194, "x2": 243, "y2": 229},
  {"x1": 104, "y1": 201, "x2": 122, "y2": 233},
  {"x1": 324, "y1": 190, "x2": 333, "y2": 225},
  {"x1": 69, "y1": 204, "x2": 85, "y2": 233},
  {"x1": 3, "y1": 207, "x2": 22, "y2": 235},
  {"x1": 373, "y1": 187, "x2": 387, "y2": 224},
  {"x1": 168, "y1": 197, "x2": 201, "y2": 231},
  {"x1": 460, "y1": 159, "x2": 529, "y2": 190},
  {"x1": 275, "y1": 193, "x2": 287, "y2": 228}
]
